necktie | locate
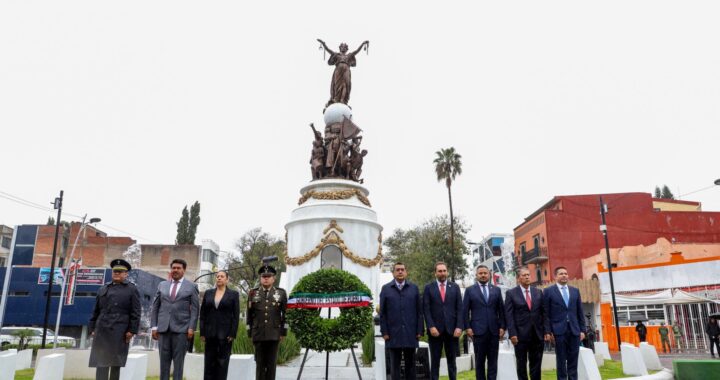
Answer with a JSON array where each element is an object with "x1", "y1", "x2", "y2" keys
[
  {"x1": 482, "y1": 284, "x2": 488, "y2": 302},
  {"x1": 525, "y1": 288, "x2": 532, "y2": 309},
  {"x1": 440, "y1": 282, "x2": 446, "y2": 302},
  {"x1": 170, "y1": 281, "x2": 179, "y2": 301},
  {"x1": 561, "y1": 286, "x2": 569, "y2": 307}
]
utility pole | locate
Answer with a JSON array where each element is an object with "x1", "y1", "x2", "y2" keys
[
  {"x1": 42, "y1": 190, "x2": 63, "y2": 348},
  {"x1": 599, "y1": 196, "x2": 622, "y2": 350}
]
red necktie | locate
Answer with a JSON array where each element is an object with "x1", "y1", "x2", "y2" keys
[
  {"x1": 440, "y1": 282, "x2": 446, "y2": 302},
  {"x1": 525, "y1": 288, "x2": 532, "y2": 309},
  {"x1": 170, "y1": 281, "x2": 178, "y2": 301}
]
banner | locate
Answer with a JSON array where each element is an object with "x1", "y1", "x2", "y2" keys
[
  {"x1": 37, "y1": 267, "x2": 105, "y2": 286},
  {"x1": 37, "y1": 268, "x2": 64, "y2": 285},
  {"x1": 64, "y1": 259, "x2": 81, "y2": 305},
  {"x1": 288, "y1": 291, "x2": 371, "y2": 309}
]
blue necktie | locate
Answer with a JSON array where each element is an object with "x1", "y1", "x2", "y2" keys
[
  {"x1": 482, "y1": 284, "x2": 488, "y2": 302},
  {"x1": 561, "y1": 286, "x2": 569, "y2": 307}
]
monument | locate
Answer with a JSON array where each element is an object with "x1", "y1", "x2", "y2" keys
[{"x1": 282, "y1": 38, "x2": 381, "y2": 302}]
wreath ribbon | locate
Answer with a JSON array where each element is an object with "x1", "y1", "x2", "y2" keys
[{"x1": 288, "y1": 291, "x2": 372, "y2": 309}]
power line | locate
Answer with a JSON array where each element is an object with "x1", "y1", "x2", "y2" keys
[{"x1": 0, "y1": 189, "x2": 162, "y2": 243}]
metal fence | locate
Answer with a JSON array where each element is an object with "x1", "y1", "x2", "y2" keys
[{"x1": 667, "y1": 302, "x2": 720, "y2": 353}]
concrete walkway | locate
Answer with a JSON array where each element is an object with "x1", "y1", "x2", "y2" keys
[{"x1": 277, "y1": 349, "x2": 373, "y2": 380}]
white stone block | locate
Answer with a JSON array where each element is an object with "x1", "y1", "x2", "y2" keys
[
  {"x1": 15, "y1": 349, "x2": 32, "y2": 370},
  {"x1": 594, "y1": 341, "x2": 611, "y2": 360},
  {"x1": 182, "y1": 353, "x2": 204, "y2": 380},
  {"x1": 438, "y1": 354, "x2": 472, "y2": 376},
  {"x1": 0, "y1": 352, "x2": 17, "y2": 380},
  {"x1": 36, "y1": 348, "x2": 93, "y2": 379},
  {"x1": 33, "y1": 353, "x2": 65, "y2": 380},
  {"x1": 120, "y1": 353, "x2": 148, "y2": 380},
  {"x1": 578, "y1": 347, "x2": 601, "y2": 380},
  {"x1": 131, "y1": 348, "x2": 160, "y2": 376},
  {"x1": 638, "y1": 342, "x2": 663, "y2": 371},
  {"x1": 374, "y1": 339, "x2": 386, "y2": 380},
  {"x1": 497, "y1": 349, "x2": 518, "y2": 380},
  {"x1": 594, "y1": 352, "x2": 604, "y2": 367},
  {"x1": 541, "y1": 353, "x2": 556, "y2": 370},
  {"x1": 228, "y1": 354, "x2": 255, "y2": 379},
  {"x1": 621, "y1": 343, "x2": 648, "y2": 376}
]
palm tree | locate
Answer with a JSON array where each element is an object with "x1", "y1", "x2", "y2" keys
[{"x1": 433, "y1": 147, "x2": 463, "y2": 281}]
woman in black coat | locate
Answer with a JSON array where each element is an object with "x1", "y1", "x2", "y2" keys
[{"x1": 199, "y1": 270, "x2": 240, "y2": 380}]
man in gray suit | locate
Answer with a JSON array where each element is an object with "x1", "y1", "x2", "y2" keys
[{"x1": 151, "y1": 259, "x2": 200, "y2": 380}]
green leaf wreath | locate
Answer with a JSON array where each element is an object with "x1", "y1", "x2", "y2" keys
[{"x1": 286, "y1": 268, "x2": 373, "y2": 352}]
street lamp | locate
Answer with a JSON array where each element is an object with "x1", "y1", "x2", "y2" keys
[
  {"x1": 53, "y1": 215, "x2": 101, "y2": 347},
  {"x1": 714, "y1": 178, "x2": 720, "y2": 186}
]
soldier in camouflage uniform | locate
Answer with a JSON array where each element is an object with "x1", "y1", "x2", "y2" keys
[{"x1": 247, "y1": 265, "x2": 287, "y2": 380}]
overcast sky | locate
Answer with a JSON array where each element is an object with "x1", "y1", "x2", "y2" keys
[{"x1": 1, "y1": 1, "x2": 719, "y2": 254}]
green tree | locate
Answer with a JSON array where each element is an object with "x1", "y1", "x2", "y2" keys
[
  {"x1": 384, "y1": 215, "x2": 469, "y2": 287},
  {"x1": 661, "y1": 185, "x2": 675, "y2": 200},
  {"x1": 225, "y1": 228, "x2": 286, "y2": 294},
  {"x1": 47, "y1": 216, "x2": 55, "y2": 225},
  {"x1": 654, "y1": 186, "x2": 662, "y2": 198},
  {"x1": 187, "y1": 201, "x2": 201, "y2": 244},
  {"x1": 433, "y1": 147, "x2": 463, "y2": 281},
  {"x1": 175, "y1": 206, "x2": 190, "y2": 244}
]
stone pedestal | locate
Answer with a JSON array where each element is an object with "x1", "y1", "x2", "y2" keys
[
  {"x1": 120, "y1": 353, "x2": 148, "y2": 380},
  {"x1": 183, "y1": 353, "x2": 204, "y2": 380},
  {"x1": 36, "y1": 348, "x2": 93, "y2": 379},
  {"x1": 594, "y1": 341, "x2": 611, "y2": 360},
  {"x1": 621, "y1": 343, "x2": 649, "y2": 376},
  {"x1": 578, "y1": 347, "x2": 601, "y2": 380},
  {"x1": 283, "y1": 179, "x2": 382, "y2": 299},
  {"x1": 639, "y1": 342, "x2": 663, "y2": 370},
  {"x1": 497, "y1": 349, "x2": 519, "y2": 380},
  {"x1": 374, "y1": 339, "x2": 386, "y2": 380},
  {"x1": 228, "y1": 355, "x2": 256, "y2": 378},
  {"x1": 0, "y1": 352, "x2": 17, "y2": 380},
  {"x1": 33, "y1": 353, "x2": 65, "y2": 380}
]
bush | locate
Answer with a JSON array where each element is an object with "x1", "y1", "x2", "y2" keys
[
  {"x1": 191, "y1": 322, "x2": 300, "y2": 364},
  {"x1": 361, "y1": 326, "x2": 375, "y2": 365}
]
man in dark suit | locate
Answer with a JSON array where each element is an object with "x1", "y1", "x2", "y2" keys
[
  {"x1": 463, "y1": 265, "x2": 505, "y2": 380},
  {"x1": 504, "y1": 267, "x2": 544, "y2": 380},
  {"x1": 380, "y1": 262, "x2": 424, "y2": 380},
  {"x1": 543, "y1": 266, "x2": 585, "y2": 380},
  {"x1": 151, "y1": 259, "x2": 200, "y2": 380},
  {"x1": 199, "y1": 270, "x2": 240, "y2": 380},
  {"x1": 423, "y1": 262, "x2": 463, "y2": 380}
]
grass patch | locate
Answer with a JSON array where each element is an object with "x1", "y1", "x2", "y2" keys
[{"x1": 440, "y1": 360, "x2": 634, "y2": 380}]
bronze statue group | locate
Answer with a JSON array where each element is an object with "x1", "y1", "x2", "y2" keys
[{"x1": 88, "y1": 258, "x2": 285, "y2": 380}]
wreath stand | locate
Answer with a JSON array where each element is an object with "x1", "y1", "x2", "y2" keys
[{"x1": 295, "y1": 307, "x2": 364, "y2": 380}]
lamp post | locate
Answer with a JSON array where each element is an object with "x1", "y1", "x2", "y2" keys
[
  {"x1": 599, "y1": 196, "x2": 622, "y2": 350},
  {"x1": 41, "y1": 190, "x2": 63, "y2": 348},
  {"x1": 53, "y1": 215, "x2": 101, "y2": 347}
]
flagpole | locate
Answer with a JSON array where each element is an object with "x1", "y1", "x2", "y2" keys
[{"x1": 53, "y1": 216, "x2": 86, "y2": 347}]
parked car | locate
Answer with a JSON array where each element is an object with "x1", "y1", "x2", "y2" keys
[{"x1": 0, "y1": 327, "x2": 76, "y2": 347}]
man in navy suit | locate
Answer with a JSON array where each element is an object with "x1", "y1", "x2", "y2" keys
[
  {"x1": 463, "y1": 265, "x2": 505, "y2": 380},
  {"x1": 423, "y1": 262, "x2": 463, "y2": 380},
  {"x1": 380, "y1": 262, "x2": 424, "y2": 380},
  {"x1": 504, "y1": 267, "x2": 544, "y2": 380},
  {"x1": 543, "y1": 266, "x2": 586, "y2": 380}
]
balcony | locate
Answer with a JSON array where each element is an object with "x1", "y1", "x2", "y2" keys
[{"x1": 522, "y1": 246, "x2": 548, "y2": 264}]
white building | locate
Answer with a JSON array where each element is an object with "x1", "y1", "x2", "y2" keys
[
  {"x1": 198, "y1": 239, "x2": 220, "y2": 291},
  {"x1": 466, "y1": 233, "x2": 515, "y2": 289},
  {"x1": 0, "y1": 225, "x2": 13, "y2": 267}
]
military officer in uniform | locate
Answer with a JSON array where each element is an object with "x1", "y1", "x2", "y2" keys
[
  {"x1": 88, "y1": 259, "x2": 141, "y2": 380},
  {"x1": 247, "y1": 265, "x2": 287, "y2": 380}
]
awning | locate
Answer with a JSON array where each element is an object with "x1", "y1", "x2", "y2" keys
[{"x1": 601, "y1": 289, "x2": 720, "y2": 306}]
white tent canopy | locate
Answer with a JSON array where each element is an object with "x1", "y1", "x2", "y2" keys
[{"x1": 601, "y1": 289, "x2": 720, "y2": 306}]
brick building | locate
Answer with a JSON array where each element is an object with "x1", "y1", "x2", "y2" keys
[{"x1": 513, "y1": 192, "x2": 720, "y2": 283}]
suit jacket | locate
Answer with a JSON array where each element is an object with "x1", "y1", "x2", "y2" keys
[
  {"x1": 422, "y1": 281, "x2": 463, "y2": 335},
  {"x1": 504, "y1": 285, "x2": 544, "y2": 341},
  {"x1": 151, "y1": 278, "x2": 200, "y2": 334},
  {"x1": 380, "y1": 280, "x2": 424, "y2": 348},
  {"x1": 462, "y1": 282, "x2": 505, "y2": 336},
  {"x1": 543, "y1": 284, "x2": 585, "y2": 336},
  {"x1": 199, "y1": 288, "x2": 240, "y2": 340}
]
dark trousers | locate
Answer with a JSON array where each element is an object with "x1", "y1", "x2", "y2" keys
[
  {"x1": 159, "y1": 332, "x2": 188, "y2": 380},
  {"x1": 710, "y1": 336, "x2": 720, "y2": 356},
  {"x1": 95, "y1": 366, "x2": 120, "y2": 380},
  {"x1": 514, "y1": 334, "x2": 543, "y2": 380},
  {"x1": 428, "y1": 333, "x2": 458, "y2": 380},
  {"x1": 389, "y1": 347, "x2": 417, "y2": 380},
  {"x1": 660, "y1": 337, "x2": 671, "y2": 353},
  {"x1": 254, "y1": 340, "x2": 280, "y2": 380},
  {"x1": 204, "y1": 337, "x2": 233, "y2": 380},
  {"x1": 472, "y1": 333, "x2": 499, "y2": 380},
  {"x1": 554, "y1": 333, "x2": 580, "y2": 380},
  {"x1": 638, "y1": 334, "x2": 646, "y2": 342}
]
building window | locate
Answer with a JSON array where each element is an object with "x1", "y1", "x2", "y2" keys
[
  {"x1": 520, "y1": 243, "x2": 526, "y2": 254},
  {"x1": 1, "y1": 236, "x2": 11, "y2": 249},
  {"x1": 613, "y1": 304, "x2": 666, "y2": 326},
  {"x1": 321, "y1": 245, "x2": 342, "y2": 269},
  {"x1": 0, "y1": 257, "x2": 5, "y2": 267},
  {"x1": 201, "y1": 249, "x2": 218, "y2": 266},
  {"x1": 532, "y1": 234, "x2": 539, "y2": 248}
]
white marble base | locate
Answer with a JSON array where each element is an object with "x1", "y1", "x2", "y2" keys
[
  {"x1": 594, "y1": 341, "x2": 611, "y2": 360},
  {"x1": 497, "y1": 349, "x2": 519, "y2": 380},
  {"x1": 183, "y1": 353, "x2": 204, "y2": 380},
  {"x1": 0, "y1": 352, "x2": 17, "y2": 380},
  {"x1": 541, "y1": 353, "x2": 556, "y2": 370},
  {"x1": 33, "y1": 353, "x2": 65, "y2": 380},
  {"x1": 621, "y1": 343, "x2": 649, "y2": 376},
  {"x1": 120, "y1": 353, "x2": 148, "y2": 380},
  {"x1": 374, "y1": 339, "x2": 386, "y2": 380},
  {"x1": 639, "y1": 342, "x2": 663, "y2": 371},
  {"x1": 617, "y1": 368, "x2": 674, "y2": 380},
  {"x1": 578, "y1": 347, "x2": 601, "y2": 380},
  {"x1": 228, "y1": 354, "x2": 255, "y2": 378},
  {"x1": 36, "y1": 348, "x2": 93, "y2": 379},
  {"x1": 594, "y1": 352, "x2": 604, "y2": 367},
  {"x1": 438, "y1": 354, "x2": 472, "y2": 376},
  {"x1": 130, "y1": 347, "x2": 159, "y2": 375}
]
